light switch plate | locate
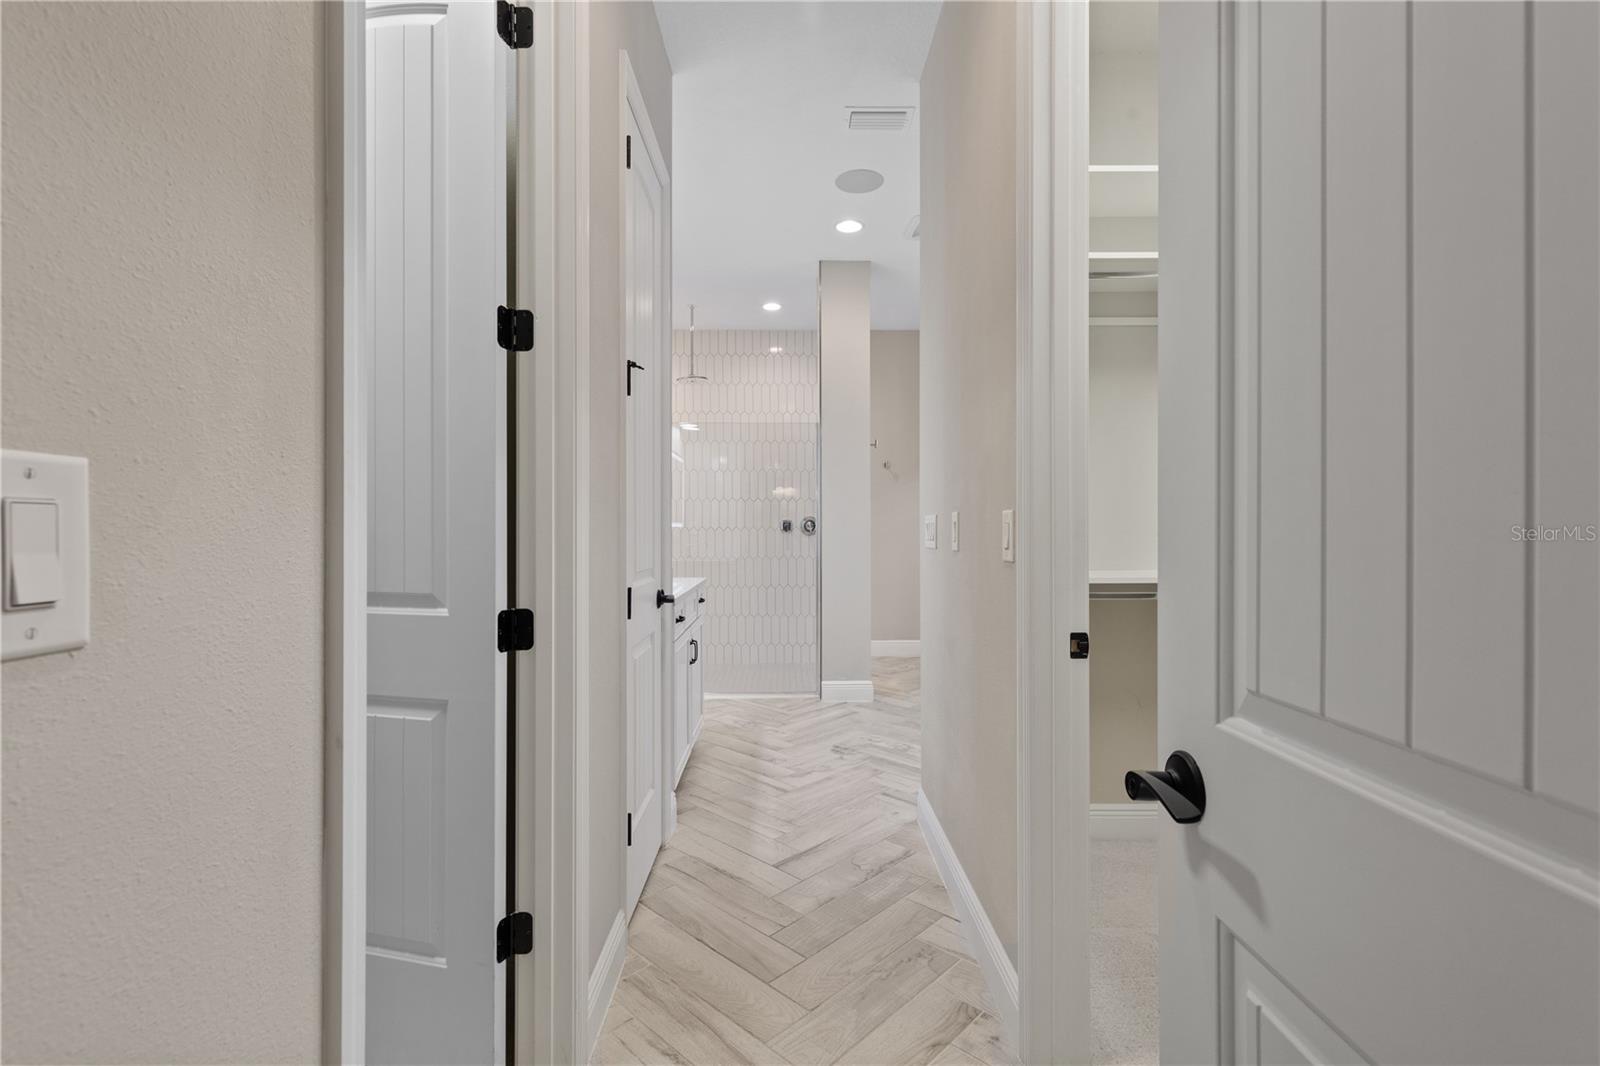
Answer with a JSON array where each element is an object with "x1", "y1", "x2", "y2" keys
[
  {"x1": 1001, "y1": 508, "x2": 1015, "y2": 563},
  {"x1": 3, "y1": 450, "x2": 89, "y2": 661},
  {"x1": 949, "y1": 511, "x2": 960, "y2": 552},
  {"x1": 923, "y1": 514, "x2": 938, "y2": 549}
]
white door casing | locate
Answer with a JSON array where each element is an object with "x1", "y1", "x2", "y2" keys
[
  {"x1": 364, "y1": 2, "x2": 506, "y2": 1062},
  {"x1": 1160, "y1": 3, "x2": 1598, "y2": 1064},
  {"x1": 623, "y1": 61, "x2": 671, "y2": 916}
]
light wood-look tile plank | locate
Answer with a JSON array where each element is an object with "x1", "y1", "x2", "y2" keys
[
  {"x1": 836, "y1": 980, "x2": 982, "y2": 1066},
  {"x1": 768, "y1": 938, "x2": 959, "y2": 1066},
  {"x1": 774, "y1": 839, "x2": 915, "y2": 917},
  {"x1": 642, "y1": 880, "x2": 806, "y2": 982},
  {"x1": 653, "y1": 852, "x2": 806, "y2": 936},
  {"x1": 626, "y1": 906, "x2": 808, "y2": 1041},
  {"x1": 617, "y1": 968, "x2": 790, "y2": 1066},
  {"x1": 951, "y1": 1011, "x2": 1012, "y2": 1066},
  {"x1": 772, "y1": 899, "x2": 944, "y2": 1009},
  {"x1": 774, "y1": 863, "x2": 928, "y2": 956}
]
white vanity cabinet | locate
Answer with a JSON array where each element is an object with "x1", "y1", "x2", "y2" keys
[{"x1": 670, "y1": 577, "x2": 706, "y2": 787}]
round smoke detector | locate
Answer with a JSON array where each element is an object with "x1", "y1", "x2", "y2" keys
[{"x1": 835, "y1": 168, "x2": 885, "y2": 194}]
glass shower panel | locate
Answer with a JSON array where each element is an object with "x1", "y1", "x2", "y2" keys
[{"x1": 673, "y1": 419, "x2": 819, "y2": 694}]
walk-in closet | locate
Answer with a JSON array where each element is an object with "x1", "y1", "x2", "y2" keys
[{"x1": 1087, "y1": 3, "x2": 1159, "y2": 1063}]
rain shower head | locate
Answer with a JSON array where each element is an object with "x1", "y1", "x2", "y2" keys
[{"x1": 676, "y1": 304, "x2": 709, "y2": 382}]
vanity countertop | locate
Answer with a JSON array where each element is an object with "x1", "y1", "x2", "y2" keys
[{"x1": 672, "y1": 576, "x2": 706, "y2": 599}]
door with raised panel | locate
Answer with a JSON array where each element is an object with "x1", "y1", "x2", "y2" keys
[
  {"x1": 364, "y1": 2, "x2": 505, "y2": 1062},
  {"x1": 1160, "y1": 3, "x2": 1597, "y2": 1062},
  {"x1": 624, "y1": 86, "x2": 670, "y2": 915}
]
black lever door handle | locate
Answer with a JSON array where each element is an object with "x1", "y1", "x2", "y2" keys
[
  {"x1": 657, "y1": 590, "x2": 675, "y2": 608},
  {"x1": 1125, "y1": 750, "x2": 1206, "y2": 824}
]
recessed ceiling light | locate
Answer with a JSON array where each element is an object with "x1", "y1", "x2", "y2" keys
[
  {"x1": 762, "y1": 301, "x2": 782, "y2": 312},
  {"x1": 835, "y1": 168, "x2": 885, "y2": 194},
  {"x1": 835, "y1": 219, "x2": 864, "y2": 234},
  {"x1": 769, "y1": 346, "x2": 783, "y2": 354}
]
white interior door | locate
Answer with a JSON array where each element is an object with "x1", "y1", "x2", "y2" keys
[
  {"x1": 1159, "y1": 3, "x2": 1598, "y2": 1063},
  {"x1": 624, "y1": 94, "x2": 670, "y2": 915},
  {"x1": 364, "y1": 2, "x2": 505, "y2": 1062}
]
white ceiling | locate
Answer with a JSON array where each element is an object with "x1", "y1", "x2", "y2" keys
[{"x1": 656, "y1": 1, "x2": 943, "y2": 331}]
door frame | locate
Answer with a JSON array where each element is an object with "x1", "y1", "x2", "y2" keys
[
  {"x1": 617, "y1": 45, "x2": 676, "y2": 911},
  {"x1": 324, "y1": 5, "x2": 367, "y2": 1060},
  {"x1": 1014, "y1": 3, "x2": 1092, "y2": 1065},
  {"x1": 324, "y1": 3, "x2": 518, "y2": 1060},
  {"x1": 520, "y1": 2, "x2": 592, "y2": 1062}
]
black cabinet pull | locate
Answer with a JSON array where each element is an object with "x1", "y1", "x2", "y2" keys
[
  {"x1": 697, "y1": 596, "x2": 705, "y2": 604},
  {"x1": 689, "y1": 639, "x2": 699, "y2": 665},
  {"x1": 1125, "y1": 750, "x2": 1206, "y2": 824},
  {"x1": 675, "y1": 614, "x2": 685, "y2": 624}
]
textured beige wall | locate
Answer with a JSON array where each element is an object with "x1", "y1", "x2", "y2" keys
[
  {"x1": 588, "y1": 1, "x2": 673, "y2": 970},
  {"x1": 1089, "y1": 600, "x2": 1159, "y2": 803},
  {"x1": 918, "y1": 0, "x2": 1018, "y2": 962},
  {"x1": 871, "y1": 331, "x2": 920, "y2": 642},
  {"x1": 1, "y1": 3, "x2": 325, "y2": 1062}
]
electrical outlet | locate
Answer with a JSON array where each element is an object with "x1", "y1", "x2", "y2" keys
[
  {"x1": 923, "y1": 514, "x2": 938, "y2": 549},
  {"x1": 1001, "y1": 508, "x2": 1015, "y2": 563},
  {"x1": 950, "y1": 511, "x2": 960, "y2": 552}
]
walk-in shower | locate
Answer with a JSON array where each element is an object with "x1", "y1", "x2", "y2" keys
[{"x1": 671, "y1": 328, "x2": 820, "y2": 695}]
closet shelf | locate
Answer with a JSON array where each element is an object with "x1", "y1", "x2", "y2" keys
[
  {"x1": 1091, "y1": 569, "x2": 1156, "y2": 584},
  {"x1": 1090, "y1": 570, "x2": 1158, "y2": 600}
]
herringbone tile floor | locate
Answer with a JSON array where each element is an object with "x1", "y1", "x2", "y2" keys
[{"x1": 593, "y1": 658, "x2": 1016, "y2": 1066}]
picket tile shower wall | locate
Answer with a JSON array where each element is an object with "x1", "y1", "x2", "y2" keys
[{"x1": 673, "y1": 330, "x2": 820, "y2": 694}]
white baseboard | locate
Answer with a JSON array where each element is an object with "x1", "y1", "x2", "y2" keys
[
  {"x1": 585, "y1": 909, "x2": 628, "y2": 1060},
  {"x1": 871, "y1": 640, "x2": 921, "y2": 657},
  {"x1": 1090, "y1": 802, "x2": 1158, "y2": 839},
  {"x1": 916, "y1": 789, "x2": 1020, "y2": 1049},
  {"x1": 820, "y1": 679, "x2": 875, "y2": 703}
]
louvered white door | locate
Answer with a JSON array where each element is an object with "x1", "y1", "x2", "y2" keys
[
  {"x1": 364, "y1": 2, "x2": 505, "y2": 1062},
  {"x1": 1160, "y1": 3, "x2": 1598, "y2": 1063}
]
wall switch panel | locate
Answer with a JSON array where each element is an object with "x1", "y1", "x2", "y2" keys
[
  {"x1": 3, "y1": 450, "x2": 89, "y2": 661},
  {"x1": 1001, "y1": 508, "x2": 1015, "y2": 563},
  {"x1": 949, "y1": 510, "x2": 960, "y2": 551},
  {"x1": 923, "y1": 514, "x2": 938, "y2": 549}
]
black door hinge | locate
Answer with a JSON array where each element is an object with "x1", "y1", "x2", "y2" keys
[
  {"x1": 627, "y1": 812, "x2": 633, "y2": 847},
  {"x1": 498, "y1": 305, "x2": 535, "y2": 352},
  {"x1": 626, "y1": 360, "x2": 644, "y2": 395},
  {"x1": 498, "y1": 608, "x2": 535, "y2": 652},
  {"x1": 1069, "y1": 631, "x2": 1090, "y2": 659},
  {"x1": 496, "y1": 1, "x2": 533, "y2": 49},
  {"x1": 496, "y1": 911, "x2": 533, "y2": 962},
  {"x1": 626, "y1": 135, "x2": 632, "y2": 169}
]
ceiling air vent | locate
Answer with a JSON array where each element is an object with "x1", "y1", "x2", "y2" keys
[{"x1": 846, "y1": 106, "x2": 915, "y2": 132}]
